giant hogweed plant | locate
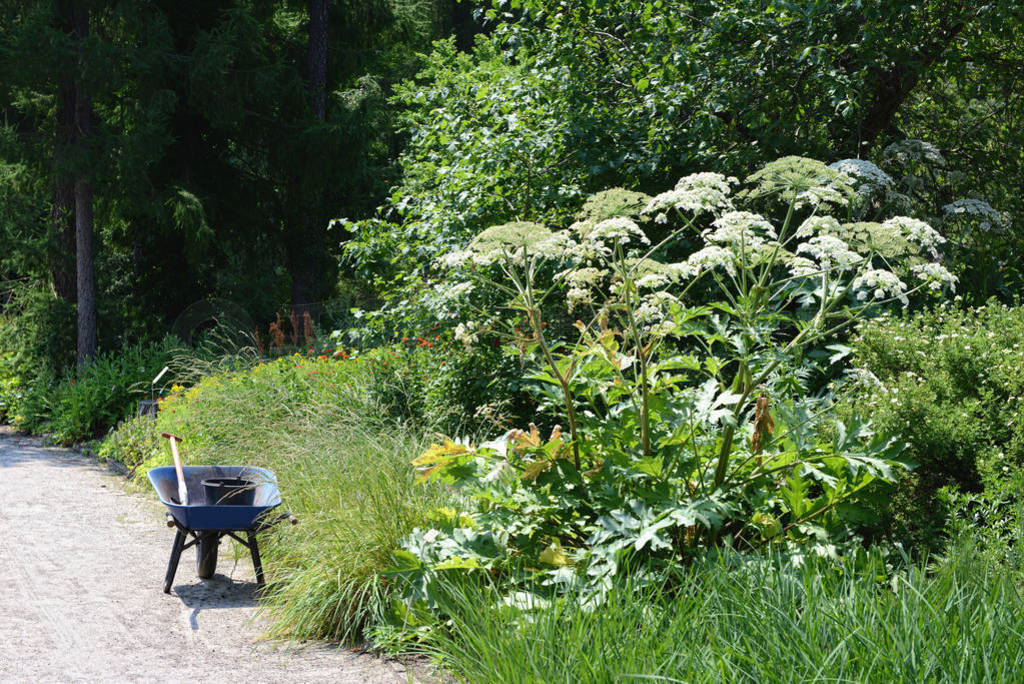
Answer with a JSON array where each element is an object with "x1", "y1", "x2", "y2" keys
[{"x1": 391, "y1": 157, "x2": 956, "y2": 603}]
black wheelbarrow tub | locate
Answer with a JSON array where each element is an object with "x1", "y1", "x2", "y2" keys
[{"x1": 148, "y1": 465, "x2": 281, "y2": 531}]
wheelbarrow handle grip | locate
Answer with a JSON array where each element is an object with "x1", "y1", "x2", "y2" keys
[
  {"x1": 254, "y1": 512, "x2": 298, "y2": 532},
  {"x1": 165, "y1": 513, "x2": 176, "y2": 528}
]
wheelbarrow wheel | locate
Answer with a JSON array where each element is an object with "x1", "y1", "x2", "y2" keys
[{"x1": 196, "y1": 532, "x2": 219, "y2": 579}]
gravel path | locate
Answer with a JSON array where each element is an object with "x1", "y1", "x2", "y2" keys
[{"x1": 0, "y1": 427, "x2": 415, "y2": 683}]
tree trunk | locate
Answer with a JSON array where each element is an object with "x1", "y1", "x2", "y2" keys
[
  {"x1": 52, "y1": 169, "x2": 77, "y2": 302},
  {"x1": 72, "y1": 0, "x2": 96, "y2": 365},
  {"x1": 52, "y1": 3, "x2": 77, "y2": 303},
  {"x1": 75, "y1": 177, "x2": 96, "y2": 365},
  {"x1": 307, "y1": 0, "x2": 328, "y2": 121},
  {"x1": 288, "y1": 0, "x2": 329, "y2": 323},
  {"x1": 851, "y1": 18, "x2": 967, "y2": 147}
]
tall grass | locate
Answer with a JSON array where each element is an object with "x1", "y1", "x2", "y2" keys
[
  {"x1": 141, "y1": 355, "x2": 451, "y2": 642},
  {"x1": 422, "y1": 543, "x2": 1024, "y2": 683}
]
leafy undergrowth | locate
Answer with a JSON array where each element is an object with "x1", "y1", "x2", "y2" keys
[
  {"x1": 121, "y1": 354, "x2": 450, "y2": 642},
  {"x1": 422, "y1": 542, "x2": 1024, "y2": 683},
  {"x1": 4, "y1": 336, "x2": 179, "y2": 443}
]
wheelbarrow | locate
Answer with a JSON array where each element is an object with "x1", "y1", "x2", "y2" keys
[{"x1": 148, "y1": 463, "x2": 297, "y2": 593}]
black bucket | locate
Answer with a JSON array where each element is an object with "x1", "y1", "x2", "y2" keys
[{"x1": 201, "y1": 477, "x2": 256, "y2": 506}]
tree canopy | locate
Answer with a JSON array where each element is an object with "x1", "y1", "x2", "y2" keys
[{"x1": 0, "y1": 0, "x2": 1021, "y2": 365}]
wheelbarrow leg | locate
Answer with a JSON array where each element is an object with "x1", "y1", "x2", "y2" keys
[
  {"x1": 164, "y1": 528, "x2": 187, "y2": 593},
  {"x1": 247, "y1": 532, "x2": 265, "y2": 587}
]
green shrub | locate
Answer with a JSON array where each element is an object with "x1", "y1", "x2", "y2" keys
[
  {"x1": 2, "y1": 368, "x2": 58, "y2": 433},
  {"x1": 842, "y1": 301, "x2": 1024, "y2": 551},
  {"x1": 359, "y1": 337, "x2": 530, "y2": 435},
  {"x1": 45, "y1": 336, "x2": 180, "y2": 443},
  {"x1": 0, "y1": 285, "x2": 73, "y2": 427},
  {"x1": 0, "y1": 285, "x2": 76, "y2": 376},
  {"x1": 96, "y1": 414, "x2": 162, "y2": 472},
  {"x1": 0, "y1": 371, "x2": 15, "y2": 420}
]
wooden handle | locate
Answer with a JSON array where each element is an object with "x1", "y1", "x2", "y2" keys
[{"x1": 163, "y1": 433, "x2": 188, "y2": 506}]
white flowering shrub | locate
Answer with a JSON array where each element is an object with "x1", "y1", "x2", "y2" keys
[
  {"x1": 394, "y1": 156, "x2": 954, "y2": 604},
  {"x1": 842, "y1": 303, "x2": 1024, "y2": 552}
]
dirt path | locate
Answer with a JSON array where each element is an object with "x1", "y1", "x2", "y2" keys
[{"x1": 0, "y1": 427, "x2": 416, "y2": 683}]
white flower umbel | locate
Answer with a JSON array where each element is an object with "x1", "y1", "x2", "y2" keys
[
  {"x1": 560, "y1": 266, "x2": 606, "y2": 288},
  {"x1": 564, "y1": 234, "x2": 612, "y2": 262},
  {"x1": 440, "y1": 249, "x2": 473, "y2": 268},
  {"x1": 794, "y1": 215, "x2": 842, "y2": 239},
  {"x1": 636, "y1": 272, "x2": 671, "y2": 289},
  {"x1": 796, "y1": 235, "x2": 864, "y2": 271},
  {"x1": 828, "y1": 159, "x2": 894, "y2": 195},
  {"x1": 559, "y1": 267, "x2": 607, "y2": 311},
  {"x1": 588, "y1": 217, "x2": 651, "y2": 246},
  {"x1": 852, "y1": 269, "x2": 908, "y2": 306},
  {"x1": 881, "y1": 216, "x2": 945, "y2": 257},
  {"x1": 642, "y1": 172, "x2": 736, "y2": 216},
  {"x1": 787, "y1": 255, "x2": 819, "y2": 278},
  {"x1": 942, "y1": 199, "x2": 1007, "y2": 233},
  {"x1": 445, "y1": 281, "x2": 475, "y2": 300},
  {"x1": 676, "y1": 172, "x2": 737, "y2": 195},
  {"x1": 911, "y1": 263, "x2": 958, "y2": 292},
  {"x1": 469, "y1": 221, "x2": 556, "y2": 266},
  {"x1": 686, "y1": 245, "x2": 737, "y2": 277},
  {"x1": 534, "y1": 231, "x2": 579, "y2": 260},
  {"x1": 454, "y1": 322, "x2": 479, "y2": 349},
  {"x1": 882, "y1": 139, "x2": 945, "y2": 167},
  {"x1": 795, "y1": 183, "x2": 851, "y2": 209},
  {"x1": 704, "y1": 211, "x2": 777, "y2": 245},
  {"x1": 665, "y1": 261, "x2": 699, "y2": 281},
  {"x1": 633, "y1": 291, "x2": 679, "y2": 326},
  {"x1": 566, "y1": 287, "x2": 592, "y2": 311}
]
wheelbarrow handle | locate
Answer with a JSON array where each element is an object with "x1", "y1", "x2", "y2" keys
[
  {"x1": 254, "y1": 512, "x2": 298, "y2": 532},
  {"x1": 273, "y1": 512, "x2": 299, "y2": 526}
]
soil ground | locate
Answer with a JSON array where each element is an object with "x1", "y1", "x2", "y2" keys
[{"x1": 0, "y1": 426, "x2": 417, "y2": 683}]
